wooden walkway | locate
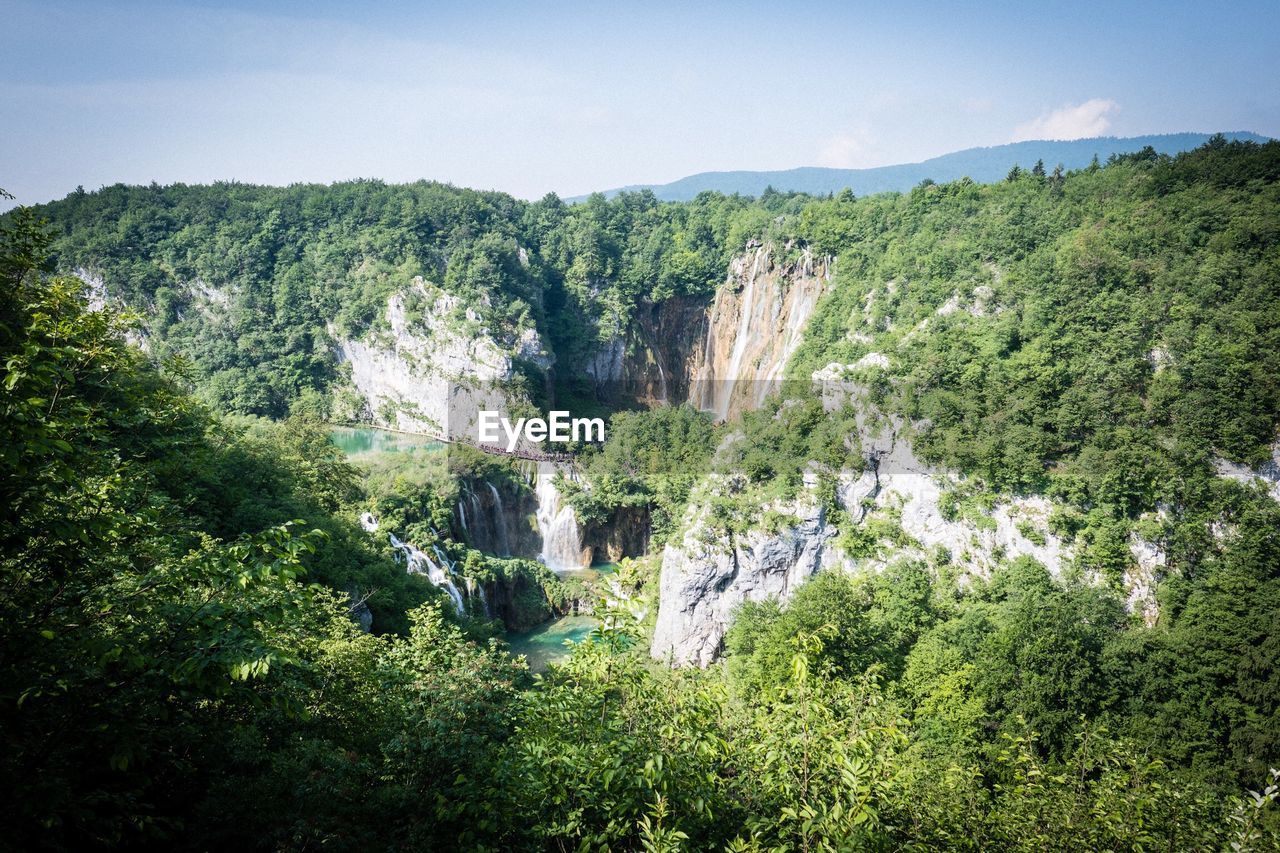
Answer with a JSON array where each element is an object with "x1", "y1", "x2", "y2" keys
[{"x1": 471, "y1": 442, "x2": 577, "y2": 463}]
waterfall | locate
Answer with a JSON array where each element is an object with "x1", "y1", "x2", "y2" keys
[
  {"x1": 485, "y1": 481, "x2": 512, "y2": 555},
  {"x1": 456, "y1": 499, "x2": 468, "y2": 534},
  {"x1": 431, "y1": 544, "x2": 454, "y2": 573},
  {"x1": 360, "y1": 512, "x2": 379, "y2": 532},
  {"x1": 464, "y1": 577, "x2": 491, "y2": 618},
  {"x1": 535, "y1": 461, "x2": 587, "y2": 571},
  {"x1": 469, "y1": 490, "x2": 486, "y2": 549},
  {"x1": 388, "y1": 532, "x2": 465, "y2": 614},
  {"x1": 716, "y1": 259, "x2": 759, "y2": 420}
]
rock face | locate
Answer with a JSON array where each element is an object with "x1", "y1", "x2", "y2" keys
[
  {"x1": 651, "y1": 381, "x2": 1074, "y2": 667},
  {"x1": 688, "y1": 243, "x2": 832, "y2": 420},
  {"x1": 651, "y1": 485, "x2": 840, "y2": 666},
  {"x1": 843, "y1": 418, "x2": 1067, "y2": 579},
  {"x1": 332, "y1": 277, "x2": 549, "y2": 437},
  {"x1": 1214, "y1": 439, "x2": 1280, "y2": 504},
  {"x1": 76, "y1": 268, "x2": 151, "y2": 351},
  {"x1": 585, "y1": 296, "x2": 709, "y2": 406},
  {"x1": 582, "y1": 242, "x2": 829, "y2": 415},
  {"x1": 1126, "y1": 534, "x2": 1165, "y2": 627},
  {"x1": 582, "y1": 505, "x2": 651, "y2": 564}
]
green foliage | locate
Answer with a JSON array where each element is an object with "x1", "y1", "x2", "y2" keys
[
  {"x1": 3, "y1": 141, "x2": 1280, "y2": 849},
  {"x1": 26, "y1": 181, "x2": 788, "y2": 419},
  {"x1": 789, "y1": 139, "x2": 1280, "y2": 523},
  {"x1": 726, "y1": 566, "x2": 936, "y2": 692},
  {"x1": 703, "y1": 395, "x2": 862, "y2": 533},
  {"x1": 567, "y1": 403, "x2": 717, "y2": 542}
]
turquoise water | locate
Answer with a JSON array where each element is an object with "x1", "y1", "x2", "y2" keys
[
  {"x1": 329, "y1": 426, "x2": 446, "y2": 457},
  {"x1": 507, "y1": 615, "x2": 597, "y2": 672},
  {"x1": 556, "y1": 561, "x2": 618, "y2": 585},
  {"x1": 510, "y1": 565, "x2": 619, "y2": 670}
]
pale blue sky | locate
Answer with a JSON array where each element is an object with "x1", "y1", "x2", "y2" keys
[{"x1": 2, "y1": 0, "x2": 1277, "y2": 209}]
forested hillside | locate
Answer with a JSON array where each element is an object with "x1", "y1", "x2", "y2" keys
[
  {"x1": 38, "y1": 179, "x2": 792, "y2": 416},
  {"x1": 4, "y1": 138, "x2": 1280, "y2": 850}
]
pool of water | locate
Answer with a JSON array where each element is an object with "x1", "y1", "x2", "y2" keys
[
  {"x1": 507, "y1": 614, "x2": 597, "y2": 672},
  {"x1": 330, "y1": 426, "x2": 446, "y2": 457},
  {"x1": 555, "y1": 561, "x2": 618, "y2": 585}
]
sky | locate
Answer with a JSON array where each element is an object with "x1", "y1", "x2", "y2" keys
[{"x1": 2, "y1": 0, "x2": 1278, "y2": 210}]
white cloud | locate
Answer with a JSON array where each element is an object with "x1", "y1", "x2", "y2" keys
[
  {"x1": 1011, "y1": 98, "x2": 1118, "y2": 141},
  {"x1": 816, "y1": 128, "x2": 877, "y2": 168}
]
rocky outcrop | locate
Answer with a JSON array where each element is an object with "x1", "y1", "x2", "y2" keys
[
  {"x1": 651, "y1": 378, "x2": 1076, "y2": 667},
  {"x1": 651, "y1": 478, "x2": 840, "y2": 666},
  {"x1": 332, "y1": 277, "x2": 550, "y2": 437},
  {"x1": 840, "y1": 421, "x2": 1067, "y2": 579},
  {"x1": 1214, "y1": 439, "x2": 1280, "y2": 504},
  {"x1": 1126, "y1": 534, "x2": 1165, "y2": 627},
  {"x1": 585, "y1": 296, "x2": 709, "y2": 405},
  {"x1": 582, "y1": 505, "x2": 652, "y2": 564},
  {"x1": 76, "y1": 268, "x2": 151, "y2": 351},
  {"x1": 688, "y1": 243, "x2": 832, "y2": 420}
]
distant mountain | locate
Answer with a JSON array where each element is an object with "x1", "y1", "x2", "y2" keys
[{"x1": 577, "y1": 132, "x2": 1272, "y2": 201}]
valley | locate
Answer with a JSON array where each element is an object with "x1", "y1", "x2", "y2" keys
[{"x1": 4, "y1": 136, "x2": 1280, "y2": 849}]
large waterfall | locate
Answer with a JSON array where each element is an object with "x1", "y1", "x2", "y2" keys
[
  {"x1": 690, "y1": 244, "x2": 830, "y2": 421},
  {"x1": 484, "y1": 481, "x2": 513, "y2": 555},
  {"x1": 535, "y1": 461, "x2": 587, "y2": 571},
  {"x1": 455, "y1": 482, "x2": 514, "y2": 557},
  {"x1": 388, "y1": 531, "x2": 465, "y2": 613}
]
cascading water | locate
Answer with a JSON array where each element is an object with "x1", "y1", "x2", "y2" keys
[
  {"x1": 714, "y1": 257, "x2": 759, "y2": 420},
  {"x1": 463, "y1": 577, "x2": 491, "y2": 618},
  {"x1": 388, "y1": 532, "x2": 465, "y2": 614},
  {"x1": 690, "y1": 244, "x2": 829, "y2": 421},
  {"x1": 432, "y1": 544, "x2": 450, "y2": 569},
  {"x1": 535, "y1": 461, "x2": 587, "y2": 571},
  {"x1": 469, "y1": 490, "x2": 486, "y2": 549},
  {"x1": 360, "y1": 512, "x2": 379, "y2": 532},
  {"x1": 484, "y1": 481, "x2": 512, "y2": 555}
]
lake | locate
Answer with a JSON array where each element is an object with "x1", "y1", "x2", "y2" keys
[
  {"x1": 507, "y1": 614, "x2": 597, "y2": 672},
  {"x1": 329, "y1": 426, "x2": 446, "y2": 457}
]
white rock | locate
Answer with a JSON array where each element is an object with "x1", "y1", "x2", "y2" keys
[
  {"x1": 331, "y1": 277, "x2": 548, "y2": 438},
  {"x1": 1213, "y1": 439, "x2": 1280, "y2": 504}
]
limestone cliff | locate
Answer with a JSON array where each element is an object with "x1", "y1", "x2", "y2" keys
[
  {"x1": 331, "y1": 277, "x2": 550, "y2": 436},
  {"x1": 651, "y1": 378, "x2": 1079, "y2": 666},
  {"x1": 581, "y1": 241, "x2": 831, "y2": 416},
  {"x1": 1214, "y1": 439, "x2": 1280, "y2": 504},
  {"x1": 651, "y1": 469, "x2": 842, "y2": 666},
  {"x1": 584, "y1": 296, "x2": 708, "y2": 405},
  {"x1": 688, "y1": 242, "x2": 832, "y2": 420},
  {"x1": 581, "y1": 505, "x2": 652, "y2": 564}
]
